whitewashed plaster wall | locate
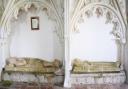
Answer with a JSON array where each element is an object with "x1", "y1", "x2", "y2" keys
[
  {"x1": 69, "y1": 0, "x2": 126, "y2": 63},
  {"x1": 70, "y1": 0, "x2": 128, "y2": 86},
  {"x1": 0, "y1": 0, "x2": 127, "y2": 86},
  {"x1": 0, "y1": 0, "x2": 64, "y2": 81},
  {"x1": 9, "y1": 8, "x2": 63, "y2": 62},
  {"x1": 70, "y1": 15, "x2": 117, "y2": 62}
]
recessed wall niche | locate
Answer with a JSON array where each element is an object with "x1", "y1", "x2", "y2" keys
[
  {"x1": 0, "y1": 0, "x2": 127, "y2": 87},
  {"x1": 70, "y1": 7, "x2": 119, "y2": 62},
  {"x1": 10, "y1": 6, "x2": 63, "y2": 62}
]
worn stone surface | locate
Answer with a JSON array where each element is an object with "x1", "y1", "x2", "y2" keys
[
  {"x1": 3, "y1": 72, "x2": 125, "y2": 85},
  {"x1": 0, "y1": 82, "x2": 128, "y2": 89},
  {"x1": 72, "y1": 59, "x2": 121, "y2": 73},
  {"x1": 71, "y1": 72, "x2": 126, "y2": 84},
  {"x1": 3, "y1": 72, "x2": 64, "y2": 84}
]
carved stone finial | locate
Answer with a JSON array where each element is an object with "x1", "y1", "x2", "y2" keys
[
  {"x1": 106, "y1": 11, "x2": 113, "y2": 24},
  {"x1": 95, "y1": 7, "x2": 103, "y2": 18},
  {"x1": 85, "y1": 10, "x2": 92, "y2": 18}
]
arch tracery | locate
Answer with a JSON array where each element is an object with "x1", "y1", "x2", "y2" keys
[
  {"x1": 0, "y1": 0, "x2": 127, "y2": 87},
  {"x1": 71, "y1": 4, "x2": 126, "y2": 44},
  {"x1": 70, "y1": 3, "x2": 126, "y2": 67},
  {"x1": 0, "y1": 0, "x2": 64, "y2": 42}
]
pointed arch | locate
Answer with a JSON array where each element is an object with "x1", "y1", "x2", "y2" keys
[
  {"x1": 0, "y1": 0, "x2": 64, "y2": 70},
  {"x1": 70, "y1": 2, "x2": 126, "y2": 70}
]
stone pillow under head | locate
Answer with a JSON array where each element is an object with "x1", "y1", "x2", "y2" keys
[
  {"x1": 15, "y1": 58, "x2": 27, "y2": 66},
  {"x1": 6, "y1": 57, "x2": 27, "y2": 67},
  {"x1": 72, "y1": 58, "x2": 89, "y2": 66},
  {"x1": 6, "y1": 57, "x2": 17, "y2": 66}
]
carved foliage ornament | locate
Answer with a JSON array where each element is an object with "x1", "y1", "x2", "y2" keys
[
  {"x1": 73, "y1": 6, "x2": 125, "y2": 44},
  {"x1": 13, "y1": 3, "x2": 56, "y2": 21}
]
